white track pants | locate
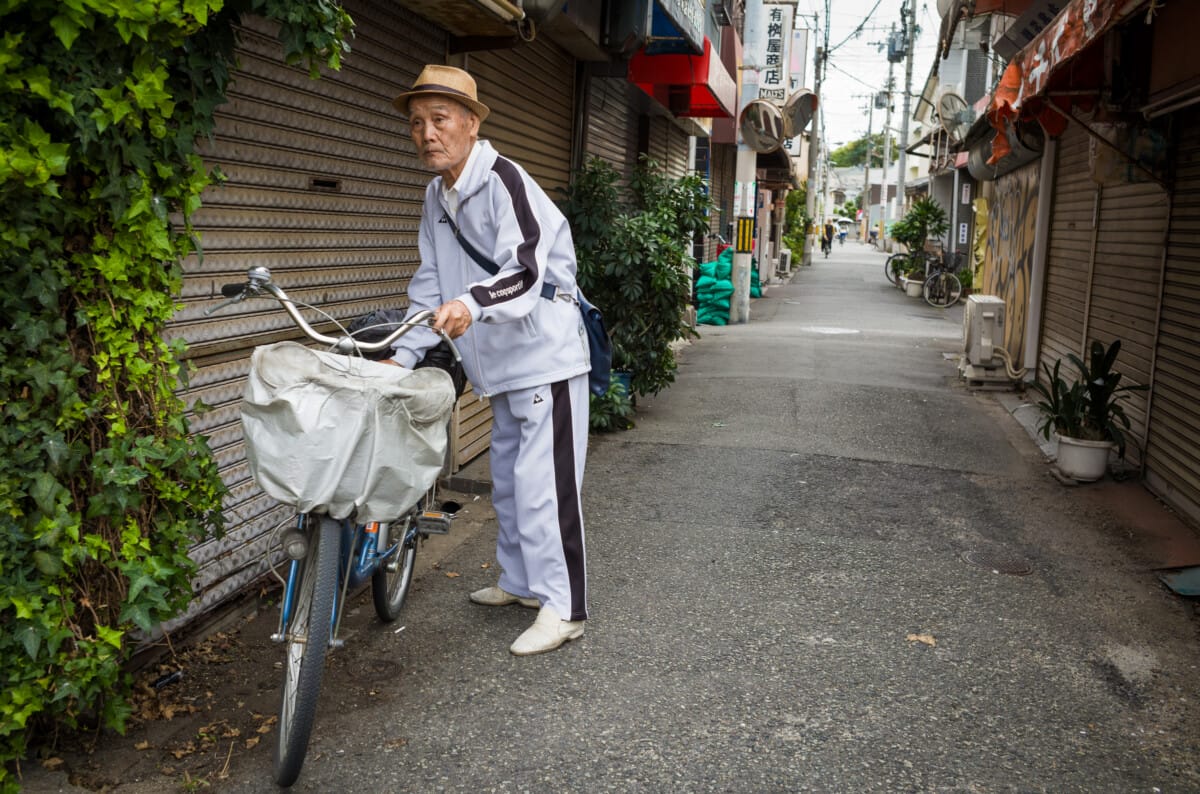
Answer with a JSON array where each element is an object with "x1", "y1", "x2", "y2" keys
[{"x1": 489, "y1": 374, "x2": 589, "y2": 622}]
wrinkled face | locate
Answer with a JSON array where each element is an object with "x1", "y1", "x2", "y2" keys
[{"x1": 408, "y1": 96, "x2": 480, "y2": 183}]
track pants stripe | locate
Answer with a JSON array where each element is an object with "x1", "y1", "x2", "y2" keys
[{"x1": 551, "y1": 379, "x2": 588, "y2": 621}]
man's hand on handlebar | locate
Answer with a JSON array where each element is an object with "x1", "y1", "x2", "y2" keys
[{"x1": 433, "y1": 300, "x2": 472, "y2": 340}]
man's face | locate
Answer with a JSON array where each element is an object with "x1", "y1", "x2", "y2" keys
[{"x1": 408, "y1": 97, "x2": 479, "y2": 182}]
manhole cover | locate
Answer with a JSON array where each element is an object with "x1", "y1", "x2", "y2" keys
[{"x1": 960, "y1": 549, "x2": 1034, "y2": 576}]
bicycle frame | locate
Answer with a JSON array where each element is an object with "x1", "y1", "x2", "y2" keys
[{"x1": 275, "y1": 515, "x2": 409, "y2": 640}]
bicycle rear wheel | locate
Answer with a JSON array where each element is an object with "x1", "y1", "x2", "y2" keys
[
  {"x1": 884, "y1": 254, "x2": 907, "y2": 286},
  {"x1": 923, "y1": 272, "x2": 963, "y2": 308},
  {"x1": 372, "y1": 514, "x2": 417, "y2": 622},
  {"x1": 274, "y1": 515, "x2": 340, "y2": 788}
]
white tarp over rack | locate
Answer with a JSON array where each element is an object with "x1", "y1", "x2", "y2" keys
[{"x1": 241, "y1": 342, "x2": 455, "y2": 523}]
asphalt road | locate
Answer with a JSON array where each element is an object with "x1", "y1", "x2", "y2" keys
[{"x1": 31, "y1": 242, "x2": 1200, "y2": 793}]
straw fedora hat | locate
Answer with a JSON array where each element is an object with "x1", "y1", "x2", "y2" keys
[{"x1": 393, "y1": 65, "x2": 490, "y2": 122}]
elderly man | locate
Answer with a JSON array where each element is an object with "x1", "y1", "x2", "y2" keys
[{"x1": 386, "y1": 65, "x2": 590, "y2": 656}]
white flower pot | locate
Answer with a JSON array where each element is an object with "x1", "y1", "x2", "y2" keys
[
  {"x1": 904, "y1": 278, "x2": 924, "y2": 297},
  {"x1": 1055, "y1": 435, "x2": 1113, "y2": 482}
]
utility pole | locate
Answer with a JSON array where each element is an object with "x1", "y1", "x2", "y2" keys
[
  {"x1": 803, "y1": 6, "x2": 828, "y2": 266},
  {"x1": 879, "y1": 33, "x2": 895, "y2": 246},
  {"x1": 896, "y1": 0, "x2": 916, "y2": 220},
  {"x1": 862, "y1": 99, "x2": 873, "y2": 238}
]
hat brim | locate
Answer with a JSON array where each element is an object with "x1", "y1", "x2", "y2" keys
[{"x1": 393, "y1": 90, "x2": 490, "y2": 123}]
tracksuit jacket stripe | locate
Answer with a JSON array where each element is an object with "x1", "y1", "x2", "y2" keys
[{"x1": 469, "y1": 157, "x2": 541, "y2": 309}]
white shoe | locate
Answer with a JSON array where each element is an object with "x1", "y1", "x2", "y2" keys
[
  {"x1": 510, "y1": 606, "x2": 584, "y2": 656},
  {"x1": 469, "y1": 586, "x2": 539, "y2": 609}
]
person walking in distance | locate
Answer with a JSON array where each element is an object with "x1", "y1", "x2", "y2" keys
[
  {"x1": 385, "y1": 65, "x2": 590, "y2": 656},
  {"x1": 821, "y1": 219, "x2": 835, "y2": 257}
]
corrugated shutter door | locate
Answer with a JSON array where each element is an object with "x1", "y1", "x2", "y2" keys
[
  {"x1": 169, "y1": 1, "x2": 445, "y2": 622},
  {"x1": 648, "y1": 115, "x2": 690, "y2": 178},
  {"x1": 584, "y1": 77, "x2": 638, "y2": 183},
  {"x1": 1146, "y1": 108, "x2": 1200, "y2": 520},
  {"x1": 1087, "y1": 174, "x2": 1167, "y2": 461},
  {"x1": 472, "y1": 39, "x2": 575, "y2": 196},
  {"x1": 1040, "y1": 123, "x2": 1094, "y2": 374}
]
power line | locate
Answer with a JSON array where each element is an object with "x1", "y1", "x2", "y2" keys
[
  {"x1": 826, "y1": 0, "x2": 887, "y2": 54},
  {"x1": 827, "y1": 61, "x2": 884, "y2": 92}
]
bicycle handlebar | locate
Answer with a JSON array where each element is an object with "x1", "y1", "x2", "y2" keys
[{"x1": 204, "y1": 266, "x2": 461, "y2": 362}]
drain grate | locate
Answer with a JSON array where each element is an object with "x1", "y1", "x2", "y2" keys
[{"x1": 960, "y1": 549, "x2": 1034, "y2": 576}]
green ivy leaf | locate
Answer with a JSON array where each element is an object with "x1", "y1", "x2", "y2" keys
[
  {"x1": 95, "y1": 624, "x2": 123, "y2": 649},
  {"x1": 17, "y1": 626, "x2": 42, "y2": 662},
  {"x1": 32, "y1": 551, "x2": 62, "y2": 577},
  {"x1": 49, "y1": 13, "x2": 84, "y2": 49}
]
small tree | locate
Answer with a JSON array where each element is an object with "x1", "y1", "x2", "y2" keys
[
  {"x1": 892, "y1": 196, "x2": 948, "y2": 251},
  {"x1": 782, "y1": 186, "x2": 810, "y2": 256},
  {"x1": 561, "y1": 156, "x2": 710, "y2": 428}
]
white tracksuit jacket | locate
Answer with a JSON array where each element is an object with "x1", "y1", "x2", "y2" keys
[{"x1": 390, "y1": 140, "x2": 590, "y2": 396}]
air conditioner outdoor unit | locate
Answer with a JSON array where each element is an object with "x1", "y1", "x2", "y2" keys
[
  {"x1": 962, "y1": 294, "x2": 1008, "y2": 369},
  {"x1": 778, "y1": 248, "x2": 792, "y2": 273}
]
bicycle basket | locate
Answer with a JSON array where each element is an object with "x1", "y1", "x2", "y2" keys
[{"x1": 241, "y1": 342, "x2": 456, "y2": 523}]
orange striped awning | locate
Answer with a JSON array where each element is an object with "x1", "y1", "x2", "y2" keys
[{"x1": 985, "y1": 0, "x2": 1147, "y2": 163}]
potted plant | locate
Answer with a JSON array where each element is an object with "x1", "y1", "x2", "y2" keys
[
  {"x1": 1026, "y1": 339, "x2": 1148, "y2": 481},
  {"x1": 958, "y1": 263, "x2": 975, "y2": 296},
  {"x1": 559, "y1": 156, "x2": 708, "y2": 431},
  {"x1": 903, "y1": 265, "x2": 926, "y2": 297}
]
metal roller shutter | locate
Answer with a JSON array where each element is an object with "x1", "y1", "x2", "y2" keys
[
  {"x1": 647, "y1": 115, "x2": 690, "y2": 178},
  {"x1": 584, "y1": 76, "x2": 638, "y2": 183},
  {"x1": 1087, "y1": 176, "x2": 1167, "y2": 461},
  {"x1": 472, "y1": 38, "x2": 576, "y2": 196},
  {"x1": 169, "y1": 1, "x2": 445, "y2": 622},
  {"x1": 1039, "y1": 123, "x2": 1095, "y2": 375},
  {"x1": 1146, "y1": 108, "x2": 1200, "y2": 521}
]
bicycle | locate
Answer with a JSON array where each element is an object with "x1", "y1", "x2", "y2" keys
[
  {"x1": 884, "y1": 249, "x2": 939, "y2": 287},
  {"x1": 205, "y1": 266, "x2": 461, "y2": 787},
  {"x1": 921, "y1": 250, "x2": 965, "y2": 308}
]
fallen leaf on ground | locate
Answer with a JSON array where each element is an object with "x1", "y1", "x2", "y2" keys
[
  {"x1": 41, "y1": 758, "x2": 64, "y2": 770},
  {"x1": 134, "y1": 741, "x2": 151, "y2": 751},
  {"x1": 245, "y1": 736, "x2": 260, "y2": 749},
  {"x1": 906, "y1": 633, "x2": 937, "y2": 647},
  {"x1": 481, "y1": 562, "x2": 491, "y2": 569},
  {"x1": 444, "y1": 571, "x2": 460, "y2": 578},
  {"x1": 170, "y1": 742, "x2": 196, "y2": 759}
]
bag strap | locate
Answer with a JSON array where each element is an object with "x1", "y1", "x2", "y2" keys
[{"x1": 444, "y1": 212, "x2": 557, "y2": 301}]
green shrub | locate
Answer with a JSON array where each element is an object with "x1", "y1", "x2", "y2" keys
[
  {"x1": 0, "y1": 1, "x2": 352, "y2": 785},
  {"x1": 561, "y1": 156, "x2": 710, "y2": 405},
  {"x1": 891, "y1": 196, "x2": 949, "y2": 251}
]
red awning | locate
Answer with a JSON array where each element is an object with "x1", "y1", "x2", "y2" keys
[
  {"x1": 628, "y1": 37, "x2": 737, "y2": 119},
  {"x1": 985, "y1": 0, "x2": 1145, "y2": 163}
]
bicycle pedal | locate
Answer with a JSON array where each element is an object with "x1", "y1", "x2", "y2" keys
[{"x1": 415, "y1": 509, "x2": 453, "y2": 536}]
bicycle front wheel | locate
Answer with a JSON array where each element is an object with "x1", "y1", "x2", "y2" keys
[
  {"x1": 274, "y1": 515, "x2": 340, "y2": 788},
  {"x1": 923, "y1": 272, "x2": 963, "y2": 308},
  {"x1": 884, "y1": 254, "x2": 907, "y2": 286},
  {"x1": 372, "y1": 515, "x2": 417, "y2": 622}
]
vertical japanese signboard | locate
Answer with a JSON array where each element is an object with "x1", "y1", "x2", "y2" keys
[
  {"x1": 755, "y1": 4, "x2": 793, "y2": 104},
  {"x1": 785, "y1": 26, "x2": 810, "y2": 156}
]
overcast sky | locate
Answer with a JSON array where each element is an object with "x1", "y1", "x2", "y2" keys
[{"x1": 792, "y1": 0, "x2": 943, "y2": 150}]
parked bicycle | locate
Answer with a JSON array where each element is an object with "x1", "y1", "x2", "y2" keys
[
  {"x1": 205, "y1": 266, "x2": 461, "y2": 787},
  {"x1": 921, "y1": 250, "x2": 965, "y2": 308},
  {"x1": 883, "y1": 249, "x2": 940, "y2": 287}
]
